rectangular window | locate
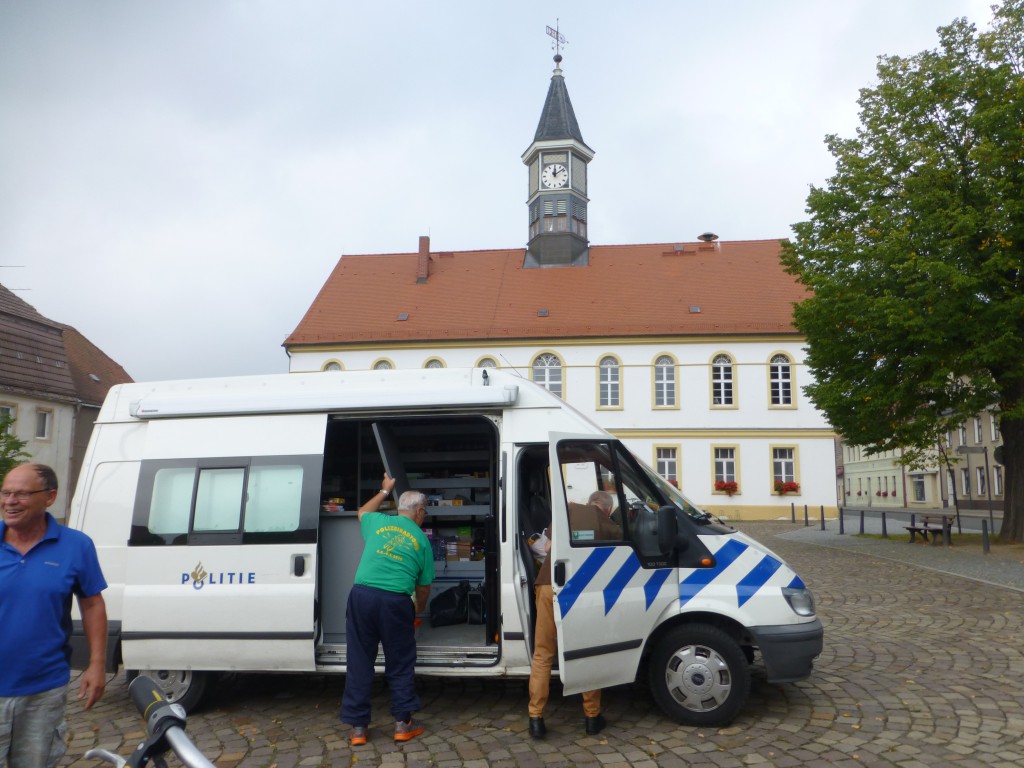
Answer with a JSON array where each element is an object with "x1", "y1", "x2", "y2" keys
[
  {"x1": 769, "y1": 356, "x2": 792, "y2": 406},
  {"x1": 654, "y1": 359, "x2": 676, "y2": 407},
  {"x1": 0, "y1": 405, "x2": 15, "y2": 434},
  {"x1": 992, "y1": 416, "x2": 1000, "y2": 441},
  {"x1": 958, "y1": 424, "x2": 968, "y2": 445},
  {"x1": 714, "y1": 447, "x2": 736, "y2": 482},
  {"x1": 193, "y1": 467, "x2": 246, "y2": 532},
  {"x1": 945, "y1": 431, "x2": 952, "y2": 448},
  {"x1": 961, "y1": 468, "x2": 970, "y2": 497},
  {"x1": 712, "y1": 360, "x2": 733, "y2": 406},
  {"x1": 655, "y1": 447, "x2": 678, "y2": 487},
  {"x1": 598, "y1": 359, "x2": 620, "y2": 407},
  {"x1": 35, "y1": 409, "x2": 52, "y2": 440},
  {"x1": 994, "y1": 466, "x2": 1004, "y2": 496},
  {"x1": 976, "y1": 467, "x2": 986, "y2": 497},
  {"x1": 772, "y1": 447, "x2": 795, "y2": 483},
  {"x1": 139, "y1": 459, "x2": 309, "y2": 544},
  {"x1": 912, "y1": 476, "x2": 926, "y2": 502},
  {"x1": 974, "y1": 417, "x2": 983, "y2": 443}
]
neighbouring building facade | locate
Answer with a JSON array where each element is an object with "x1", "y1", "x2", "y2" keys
[
  {"x1": 0, "y1": 284, "x2": 133, "y2": 518},
  {"x1": 839, "y1": 410, "x2": 1004, "y2": 517},
  {"x1": 283, "y1": 54, "x2": 838, "y2": 520}
]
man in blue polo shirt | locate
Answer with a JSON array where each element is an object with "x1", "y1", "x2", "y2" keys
[{"x1": 1, "y1": 463, "x2": 108, "y2": 768}]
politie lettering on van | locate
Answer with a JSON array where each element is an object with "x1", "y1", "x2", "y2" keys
[{"x1": 68, "y1": 368, "x2": 823, "y2": 726}]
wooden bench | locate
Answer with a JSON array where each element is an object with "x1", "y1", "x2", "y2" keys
[{"x1": 905, "y1": 513, "x2": 956, "y2": 544}]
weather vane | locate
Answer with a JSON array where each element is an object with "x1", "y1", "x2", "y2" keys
[{"x1": 546, "y1": 20, "x2": 567, "y2": 57}]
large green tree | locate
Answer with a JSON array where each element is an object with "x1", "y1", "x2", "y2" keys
[
  {"x1": 0, "y1": 415, "x2": 30, "y2": 479},
  {"x1": 782, "y1": 1, "x2": 1024, "y2": 542}
]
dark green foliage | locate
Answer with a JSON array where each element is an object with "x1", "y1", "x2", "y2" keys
[
  {"x1": 0, "y1": 415, "x2": 30, "y2": 480},
  {"x1": 782, "y1": 1, "x2": 1024, "y2": 541}
]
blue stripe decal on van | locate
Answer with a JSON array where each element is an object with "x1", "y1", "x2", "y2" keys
[
  {"x1": 644, "y1": 569, "x2": 673, "y2": 609},
  {"x1": 787, "y1": 574, "x2": 805, "y2": 589},
  {"x1": 736, "y1": 555, "x2": 782, "y2": 606},
  {"x1": 558, "y1": 547, "x2": 614, "y2": 618},
  {"x1": 603, "y1": 553, "x2": 641, "y2": 615},
  {"x1": 679, "y1": 538, "x2": 747, "y2": 606}
]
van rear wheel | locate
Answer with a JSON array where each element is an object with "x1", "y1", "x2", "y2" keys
[
  {"x1": 648, "y1": 624, "x2": 750, "y2": 727},
  {"x1": 126, "y1": 669, "x2": 212, "y2": 713}
]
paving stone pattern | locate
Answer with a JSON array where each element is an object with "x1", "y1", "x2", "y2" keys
[{"x1": 60, "y1": 521, "x2": 1024, "y2": 767}]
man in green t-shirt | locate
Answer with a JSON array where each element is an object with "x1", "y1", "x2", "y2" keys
[{"x1": 341, "y1": 473, "x2": 434, "y2": 747}]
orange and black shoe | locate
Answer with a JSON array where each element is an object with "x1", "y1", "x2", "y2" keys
[
  {"x1": 394, "y1": 719, "x2": 424, "y2": 742},
  {"x1": 349, "y1": 726, "x2": 369, "y2": 746}
]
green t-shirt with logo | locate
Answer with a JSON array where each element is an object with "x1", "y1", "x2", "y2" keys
[{"x1": 354, "y1": 511, "x2": 435, "y2": 595}]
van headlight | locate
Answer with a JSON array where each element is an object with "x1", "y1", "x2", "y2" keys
[{"x1": 782, "y1": 587, "x2": 816, "y2": 617}]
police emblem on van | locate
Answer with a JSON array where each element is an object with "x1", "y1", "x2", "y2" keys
[{"x1": 182, "y1": 562, "x2": 256, "y2": 590}]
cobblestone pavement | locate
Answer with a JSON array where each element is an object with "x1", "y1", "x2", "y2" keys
[{"x1": 60, "y1": 521, "x2": 1024, "y2": 768}]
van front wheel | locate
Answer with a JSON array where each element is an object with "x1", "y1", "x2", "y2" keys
[
  {"x1": 648, "y1": 624, "x2": 750, "y2": 727},
  {"x1": 126, "y1": 669, "x2": 212, "y2": 713}
]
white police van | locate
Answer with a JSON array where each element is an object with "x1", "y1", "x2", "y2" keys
[{"x1": 69, "y1": 368, "x2": 822, "y2": 726}]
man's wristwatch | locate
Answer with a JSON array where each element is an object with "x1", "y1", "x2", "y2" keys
[{"x1": 379, "y1": 489, "x2": 389, "y2": 495}]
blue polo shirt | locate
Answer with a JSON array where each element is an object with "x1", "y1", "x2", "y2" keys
[{"x1": 0, "y1": 513, "x2": 107, "y2": 696}]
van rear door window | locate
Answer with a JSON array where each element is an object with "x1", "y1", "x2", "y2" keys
[{"x1": 131, "y1": 456, "x2": 320, "y2": 545}]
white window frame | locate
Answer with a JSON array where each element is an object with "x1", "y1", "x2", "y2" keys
[
  {"x1": 768, "y1": 353, "x2": 793, "y2": 407},
  {"x1": 35, "y1": 409, "x2": 52, "y2": 440},
  {"x1": 532, "y1": 352, "x2": 563, "y2": 399},
  {"x1": 994, "y1": 465, "x2": 1004, "y2": 496},
  {"x1": 597, "y1": 355, "x2": 621, "y2": 409},
  {"x1": 653, "y1": 355, "x2": 677, "y2": 408},
  {"x1": 711, "y1": 354, "x2": 735, "y2": 408},
  {"x1": 654, "y1": 445, "x2": 679, "y2": 487},
  {"x1": 911, "y1": 475, "x2": 926, "y2": 502},
  {"x1": 772, "y1": 446, "x2": 797, "y2": 485},
  {"x1": 976, "y1": 466, "x2": 987, "y2": 496},
  {"x1": 961, "y1": 468, "x2": 970, "y2": 497}
]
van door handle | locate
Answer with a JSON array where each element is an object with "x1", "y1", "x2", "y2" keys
[
  {"x1": 293, "y1": 555, "x2": 306, "y2": 577},
  {"x1": 554, "y1": 561, "x2": 565, "y2": 586}
]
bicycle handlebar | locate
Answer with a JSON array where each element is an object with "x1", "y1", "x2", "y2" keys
[{"x1": 86, "y1": 675, "x2": 215, "y2": 768}]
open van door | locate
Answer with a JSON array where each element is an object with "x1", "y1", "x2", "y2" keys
[{"x1": 547, "y1": 433, "x2": 667, "y2": 695}]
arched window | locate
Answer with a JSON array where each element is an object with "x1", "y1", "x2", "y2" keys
[
  {"x1": 532, "y1": 353, "x2": 563, "y2": 398},
  {"x1": 712, "y1": 354, "x2": 734, "y2": 406},
  {"x1": 769, "y1": 354, "x2": 792, "y2": 406},
  {"x1": 323, "y1": 361, "x2": 342, "y2": 372},
  {"x1": 598, "y1": 356, "x2": 620, "y2": 407},
  {"x1": 477, "y1": 357, "x2": 497, "y2": 368},
  {"x1": 654, "y1": 355, "x2": 676, "y2": 407},
  {"x1": 424, "y1": 359, "x2": 444, "y2": 369},
  {"x1": 373, "y1": 360, "x2": 393, "y2": 371}
]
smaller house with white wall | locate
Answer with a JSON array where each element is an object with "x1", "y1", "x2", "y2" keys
[{"x1": 0, "y1": 284, "x2": 133, "y2": 518}]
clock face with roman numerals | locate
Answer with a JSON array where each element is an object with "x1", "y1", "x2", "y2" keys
[{"x1": 541, "y1": 163, "x2": 568, "y2": 189}]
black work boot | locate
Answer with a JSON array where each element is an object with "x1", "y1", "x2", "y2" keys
[
  {"x1": 529, "y1": 716, "x2": 546, "y2": 739},
  {"x1": 584, "y1": 714, "x2": 606, "y2": 735}
]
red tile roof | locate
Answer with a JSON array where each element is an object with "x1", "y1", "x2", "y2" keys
[
  {"x1": 0, "y1": 283, "x2": 132, "y2": 404},
  {"x1": 285, "y1": 239, "x2": 808, "y2": 347},
  {"x1": 59, "y1": 325, "x2": 134, "y2": 405}
]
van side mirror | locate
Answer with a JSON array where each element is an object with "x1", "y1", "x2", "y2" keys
[{"x1": 657, "y1": 506, "x2": 678, "y2": 555}]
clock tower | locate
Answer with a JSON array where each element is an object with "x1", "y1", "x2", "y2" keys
[{"x1": 522, "y1": 53, "x2": 594, "y2": 267}]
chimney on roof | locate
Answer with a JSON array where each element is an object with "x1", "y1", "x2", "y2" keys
[
  {"x1": 697, "y1": 232, "x2": 718, "y2": 242},
  {"x1": 416, "y1": 235, "x2": 430, "y2": 283}
]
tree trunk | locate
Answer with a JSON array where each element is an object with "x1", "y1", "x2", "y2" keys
[{"x1": 998, "y1": 412, "x2": 1023, "y2": 544}]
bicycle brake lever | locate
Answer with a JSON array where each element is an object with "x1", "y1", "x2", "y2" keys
[{"x1": 85, "y1": 748, "x2": 127, "y2": 768}]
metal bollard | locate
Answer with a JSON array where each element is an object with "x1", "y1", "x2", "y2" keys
[
  {"x1": 819, "y1": 505, "x2": 825, "y2": 531},
  {"x1": 839, "y1": 507, "x2": 845, "y2": 535},
  {"x1": 982, "y1": 519, "x2": 990, "y2": 554},
  {"x1": 790, "y1": 502, "x2": 795, "y2": 523},
  {"x1": 803, "y1": 504, "x2": 809, "y2": 527},
  {"x1": 881, "y1": 511, "x2": 887, "y2": 538},
  {"x1": 859, "y1": 509, "x2": 864, "y2": 535}
]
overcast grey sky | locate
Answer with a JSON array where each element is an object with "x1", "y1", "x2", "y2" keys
[{"x1": 0, "y1": 0, "x2": 996, "y2": 382}]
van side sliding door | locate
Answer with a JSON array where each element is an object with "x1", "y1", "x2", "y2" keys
[{"x1": 121, "y1": 414, "x2": 325, "y2": 674}]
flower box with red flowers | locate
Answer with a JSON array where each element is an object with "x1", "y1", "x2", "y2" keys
[
  {"x1": 774, "y1": 480, "x2": 800, "y2": 496},
  {"x1": 714, "y1": 480, "x2": 738, "y2": 496}
]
